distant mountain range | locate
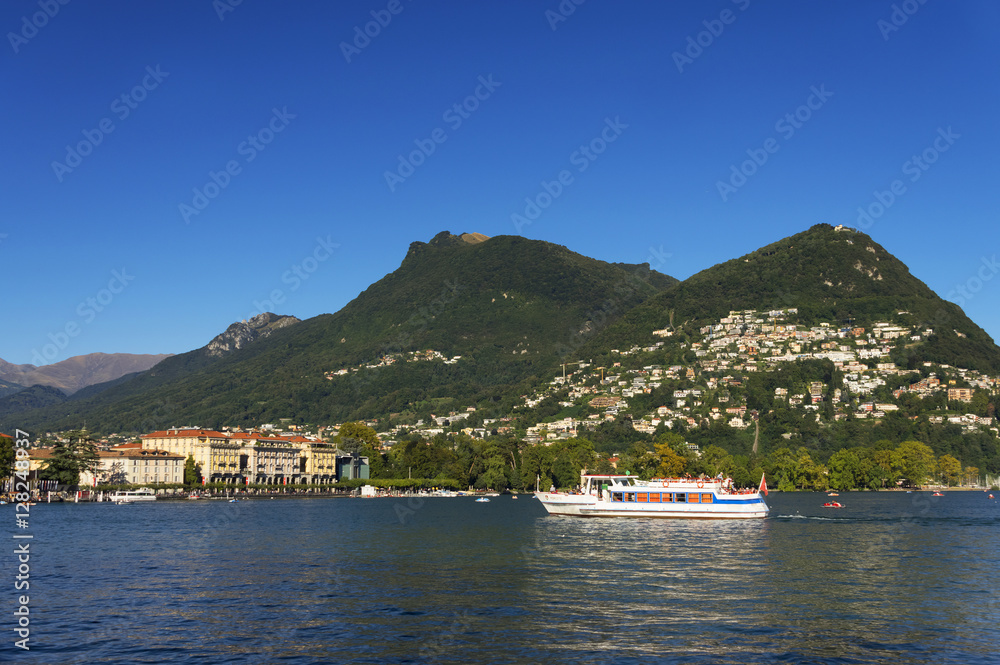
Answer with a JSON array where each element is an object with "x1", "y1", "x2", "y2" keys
[
  {"x1": 0, "y1": 353, "x2": 171, "y2": 395},
  {"x1": 3, "y1": 225, "x2": 998, "y2": 435}
]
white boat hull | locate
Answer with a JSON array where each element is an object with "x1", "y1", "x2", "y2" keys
[
  {"x1": 535, "y1": 475, "x2": 769, "y2": 519},
  {"x1": 109, "y1": 490, "x2": 157, "y2": 503}
]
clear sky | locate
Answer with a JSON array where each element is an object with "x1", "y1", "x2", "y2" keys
[{"x1": 3, "y1": 0, "x2": 998, "y2": 366}]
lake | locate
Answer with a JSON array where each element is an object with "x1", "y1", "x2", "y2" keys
[{"x1": 11, "y1": 491, "x2": 1000, "y2": 664}]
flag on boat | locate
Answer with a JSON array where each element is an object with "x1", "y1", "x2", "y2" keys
[{"x1": 758, "y1": 473, "x2": 768, "y2": 496}]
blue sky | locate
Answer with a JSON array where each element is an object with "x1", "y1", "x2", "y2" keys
[{"x1": 3, "y1": 0, "x2": 999, "y2": 366}]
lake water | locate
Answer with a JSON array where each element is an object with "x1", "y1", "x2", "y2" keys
[{"x1": 10, "y1": 491, "x2": 1000, "y2": 664}]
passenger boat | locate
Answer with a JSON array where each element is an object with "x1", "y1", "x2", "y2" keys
[
  {"x1": 535, "y1": 474, "x2": 768, "y2": 519},
  {"x1": 109, "y1": 488, "x2": 157, "y2": 503}
]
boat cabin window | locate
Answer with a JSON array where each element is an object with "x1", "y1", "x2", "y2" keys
[
  {"x1": 625, "y1": 493, "x2": 636, "y2": 502},
  {"x1": 611, "y1": 492, "x2": 624, "y2": 502},
  {"x1": 701, "y1": 494, "x2": 713, "y2": 503},
  {"x1": 675, "y1": 493, "x2": 686, "y2": 503}
]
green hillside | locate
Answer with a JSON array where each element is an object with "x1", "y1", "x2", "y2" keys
[
  {"x1": 590, "y1": 224, "x2": 1000, "y2": 372},
  {"x1": 8, "y1": 233, "x2": 675, "y2": 433},
  {"x1": 0, "y1": 384, "x2": 67, "y2": 420}
]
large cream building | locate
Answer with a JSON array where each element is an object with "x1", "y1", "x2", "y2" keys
[{"x1": 139, "y1": 429, "x2": 363, "y2": 485}]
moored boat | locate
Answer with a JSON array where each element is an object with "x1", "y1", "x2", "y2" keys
[
  {"x1": 109, "y1": 488, "x2": 157, "y2": 503},
  {"x1": 535, "y1": 474, "x2": 768, "y2": 519}
]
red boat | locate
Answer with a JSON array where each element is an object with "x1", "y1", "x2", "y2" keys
[{"x1": 822, "y1": 501, "x2": 843, "y2": 508}]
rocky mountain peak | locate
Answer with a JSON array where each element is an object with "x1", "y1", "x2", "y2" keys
[{"x1": 206, "y1": 313, "x2": 301, "y2": 358}]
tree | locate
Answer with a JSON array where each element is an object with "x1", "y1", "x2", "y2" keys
[
  {"x1": 896, "y1": 440, "x2": 936, "y2": 487},
  {"x1": 964, "y1": 466, "x2": 980, "y2": 486},
  {"x1": 695, "y1": 445, "x2": 732, "y2": 478},
  {"x1": 184, "y1": 456, "x2": 202, "y2": 487},
  {"x1": 106, "y1": 461, "x2": 128, "y2": 485},
  {"x1": 793, "y1": 447, "x2": 826, "y2": 491},
  {"x1": 336, "y1": 421, "x2": 380, "y2": 447},
  {"x1": 937, "y1": 454, "x2": 961, "y2": 486},
  {"x1": 0, "y1": 434, "x2": 13, "y2": 478},
  {"x1": 520, "y1": 443, "x2": 555, "y2": 490},
  {"x1": 39, "y1": 430, "x2": 99, "y2": 487},
  {"x1": 869, "y1": 447, "x2": 901, "y2": 488},
  {"x1": 549, "y1": 437, "x2": 598, "y2": 487},
  {"x1": 654, "y1": 444, "x2": 687, "y2": 477},
  {"x1": 337, "y1": 421, "x2": 385, "y2": 477},
  {"x1": 617, "y1": 441, "x2": 658, "y2": 480},
  {"x1": 828, "y1": 449, "x2": 861, "y2": 490},
  {"x1": 970, "y1": 390, "x2": 990, "y2": 418}
]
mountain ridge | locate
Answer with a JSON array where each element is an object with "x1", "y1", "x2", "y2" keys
[
  {"x1": 585, "y1": 224, "x2": 1000, "y2": 372},
  {"x1": 4, "y1": 233, "x2": 675, "y2": 432},
  {"x1": 0, "y1": 352, "x2": 173, "y2": 395},
  {"x1": 5, "y1": 226, "x2": 998, "y2": 435}
]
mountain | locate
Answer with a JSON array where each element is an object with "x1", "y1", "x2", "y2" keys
[
  {"x1": 0, "y1": 385, "x2": 68, "y2": 420},
  {"x1": 7, "y1": 232, "x2": 676, "y2": 433},
  {"x1": 206, "y1": 313, "x2": 301, "y2": 357},
  {"x1": 588, "y1": 224, "x2": 1000, "y2": 372},
  {"x1": 10, "y1": 226, "x2": 998, "y2": 437},
  {"x1": 0, "y1": 353, "x2": 173, "y2": 395},
  {"x1": 0, "y1": 379, "x2": 25, "y2": 400}
]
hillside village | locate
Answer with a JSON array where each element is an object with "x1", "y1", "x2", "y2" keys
[
  {"x1": 22, "y1": 306, "x2": 999, "y2": 478},
  {"x1": 509, "y1": 308, "x2": 998, "y2": 444}
]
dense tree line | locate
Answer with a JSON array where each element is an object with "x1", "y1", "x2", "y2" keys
[{"x1": 341, "y1": 423, "x2": 984, "y2": 492}]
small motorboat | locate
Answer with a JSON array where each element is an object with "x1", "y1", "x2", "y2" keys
[
  {"x1": 475, "y1": 497, "x2": 490, "y2": 503},
  {"x1": 931, "y1": 492, "x2": 944, "y2": 497},
  {"x1": 822, "y1": 501, "x2": 843, "y2": 508},
  {"x1": 827, "y1": 492, "x2": 839, "y2": 497}
]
